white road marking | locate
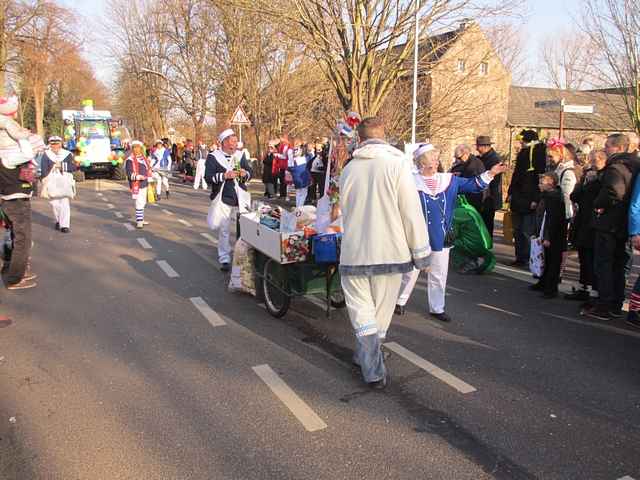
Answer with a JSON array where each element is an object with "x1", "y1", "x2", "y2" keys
[
  {"x1": 178, "y1": 219, "x2": 193, "y2": 227},
  {"x1": 200, "y1": 233, "x2": 218, "y2": 246},
  {"x1": 618, "y1": 476, "x2": 636, "y2": 480},
  {"x1": 306, "y1": 295, "x2": 328, "y2": 311},
  {"x1": 114, "y1": 212, "x2": 123, "y2": 218},
  {"x1": 477, "y1": 303, "x2": 522, "y2": 317},
  {"x1": 447, "y1": 285, "x2": 469, "y2": 293},
  {"x1": 252, "y1": 364, "x2": 327, "y2": 432},
  {"x1": 137, "y1": 238, "x2": 152, "y2": 250},
  {"x1": 384, "y1": 342, "x2": 477, "y2": 394},
  {"x1": 97, "y1": 192, "x2": 104, "y2": 197},
  {"x1": 494, "y1": 264, "x2": 530, "y2": 276},
  {"x1": 123, "y1": 223, "x2": 134, "y2": 231},
  {"x1": 162, "y1": 209, "x2": 174, "y2": 216},
  {"x1": 156, "y1": 260, "x2": 179, "y2": 278},
  {"x1": 542, "y1": 312, "x2": 640, "y2": 340},
  {"x1": 189, "y1": 297, "x2": 226, "y2": 327},
  {"x1": 106, "y1": 203, "x2": 115, "y2": 209}
]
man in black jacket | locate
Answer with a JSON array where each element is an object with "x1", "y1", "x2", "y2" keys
[
  {"x1": 507, "y1": 130, "x2": 546, "y2": 267},
  {"x1": 476, "y1": 136, "x2": 503, "y2": 237},
  {"x1": 450, "y1": 144, "x2": 485, "y2": 212},
  {"x1": 0, "y1": 159, "x2": 36, "y2": 289},
  {"x1": 586, "y1": 133, "x2": 635, "y2": 321}
]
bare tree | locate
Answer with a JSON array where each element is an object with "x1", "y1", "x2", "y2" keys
[
  {"x1": 18, "y1": 2, "x2": 76, "y2": 136},
  {"x1": 539, "y1": 30, "x2": 598, "y2": 90},
  {"x1": 0, "y1": 0, "x2": 44, "y2": 95},
  {"x1": 232, "y1": 0, "x2": 522, "y2": 117},
  {"x1": 485, "y1": 22, "x2": 530, "y2": 85},
  {"x1": 582, "y1": 0, "x2": 640, "y2": 132}
]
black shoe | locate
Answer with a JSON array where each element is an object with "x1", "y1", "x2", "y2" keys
[
  {"x1": 60, "y1": 227, "x2": 70, "y2": 233},
  {"x1": 626, "y1": 311, "x2": 640, "y2": 329},
  {"x1": 528, "y1": 282, "x2": 544, "y2": 291},
  {"x1": 220, "y1": 263, "x2": 231, "y2": 272},
  {"x1": 368, "y1": 375, "x2": 389, "y2": 390},
  {"x1": 585, "y1": 305, "x2": 612, "y2": 321},
  {"x1": 166, "y1": 191, "x2": 170, "y2": 199},
  {"x1": 430, "y1": 312, "x2": 451, "y2": 323},
  {"x1": 54, "y1": 222, "x2": 60, "y2": 231},
  {"x1": 564, "y1": 288, "x2": 590, "y2": 301},
  {"x1": 609, "y1": 308, "x2": 623, "y2": 319},
  {"x1": 394, "y1": 304, "x2": 405, "y2": 315}
]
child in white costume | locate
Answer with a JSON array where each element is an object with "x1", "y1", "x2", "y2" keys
[{"x1": 0, "y1": 96, "x2": 44, "y2": 168}]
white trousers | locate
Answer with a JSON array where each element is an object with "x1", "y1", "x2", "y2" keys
[
  {"x1": 50, "y1": 198, "x2": 71, "y2": 228},
  {"x1": 154, "y1": 171, "x2": 170, "y2": 196},
  {"x1": 218, "y1": 207, "x2": 238, "y2": 264},
  {"x1": 135, "y1": 188, "x2": 147, "y2": 210},
  {"x1": 342, "y1": 273, "x2": 403, "y2": 341},
  {"x1": 295, "y1": 187, "x2": 308, "y2": 208},
  {"x1": 397, "y1": 248, "x2": 450, "y2": 314},
  {"x1": 194, "y1": 159, "x2": 207, "y2": 190}
]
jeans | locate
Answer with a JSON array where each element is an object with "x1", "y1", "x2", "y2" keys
[
  {"x1": 2, "y1": 198, "x2": 31, "y2": 285},
  {"x1": 593, "y1": 231, "x2": 629, "y2": 310},
  {"x1": 513, "y1": 211, "x2": 536, "y2": 263}
]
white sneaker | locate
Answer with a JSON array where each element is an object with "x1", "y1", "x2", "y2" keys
[{"x1": 136, "y1": 221, "x2": 144, "y2": 229}]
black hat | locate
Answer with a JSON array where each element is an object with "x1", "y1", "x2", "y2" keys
[
  {"x1": 476, "y1": 135, "x2": 493, "y2": 146},
  {"x1": 519, "y1": 129, "x2": 538, "y2": 143}
]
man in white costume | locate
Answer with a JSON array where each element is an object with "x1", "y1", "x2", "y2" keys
[
  {"x1": 205, "y1": 129, "x2": 252, "y2": 271},
  {"x1": 339, "y1": 117, "x2": 430, "y2": 389},
  {"x1": 150, "y1": 139, "x2": 172, "y2": 199}
]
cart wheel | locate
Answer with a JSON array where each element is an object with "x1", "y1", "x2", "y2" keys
[
  {"x1": 330, "y1": 290, "x2": 346, "y2": 309},
  {"x1": 263, "y1": 260, "x2": 290, "y2": 318}
]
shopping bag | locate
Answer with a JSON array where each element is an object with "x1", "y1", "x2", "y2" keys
[
  {"x1": 529, "y1": 213, "x2": 545, "y2": 277},
  {"x1": 42, "y1": 170, "x2": 75, "y2": 199},
  {"x1": 207, "y1": 188, "x2": 231, "y2": 231},
  {"x1": 228, "y1": 239, "x2": 256, "y2": 295},
  {"x1": 502, "y1": 209, "x2": 514, "y2": 245},
  {"x1": 147, "y1": 186, "x2": 156, "y2": 204}
]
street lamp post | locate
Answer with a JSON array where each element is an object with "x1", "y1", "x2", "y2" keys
[{"x1": 411, "y1": 0, "x2": 420, "y2": 145}]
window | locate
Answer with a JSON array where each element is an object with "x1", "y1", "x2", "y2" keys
[
  {"x1": 457, "y1": 59, "x2": 466, "y2": 73},
  {"x1": 480, "y1": 62, "x2": 489, "y2": 76}
]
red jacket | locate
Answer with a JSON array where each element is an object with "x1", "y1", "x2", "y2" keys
[{"x1": 273, "y1": 142, "x2": 290, "y2": 175}]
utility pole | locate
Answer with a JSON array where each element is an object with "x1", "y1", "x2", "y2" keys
[{"x1": 411, "y1": 0, "x2": 420, "y2": 145}]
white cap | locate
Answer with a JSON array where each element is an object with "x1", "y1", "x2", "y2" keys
[
  {"x1": 218, "y1": 128, "x2": 235, "y2": 143},
  {"x1": 413, "y1": 143, "x2": 435, "y2": 160},
  {"x1": 48, "y1": 135, "x2": 63, "y2": 143},
  {"x1": 131, "y1": 140, "x2": 144, "y2": 147}
]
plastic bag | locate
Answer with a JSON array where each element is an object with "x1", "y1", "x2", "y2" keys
[
  {"x1": 207, "y1": 188, "x2": 231, "y2": 231},
  {"x1": 236, "y1": 184, "x2": 251, "y2": 214},
  {"x1": 42, "y1": 170, "x2": 75, "y2": 199},
  {"x1": 228, "y1": 239, "x2": 256, "y2": 295},
  {"x1": 280, "y1": 209, "x2": 298, "y2": 233},
  {"x1": 529, "y1": 213, "x2": 545, "y2": 277}
]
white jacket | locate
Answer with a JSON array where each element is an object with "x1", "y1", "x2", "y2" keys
[{"x1": 339, "y1": 140, "x2": 430, "y2": 276}]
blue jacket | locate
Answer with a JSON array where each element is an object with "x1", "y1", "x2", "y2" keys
[
  {"x1": 416, "y1": 172, "x2": 491, "y2": 251},
  {"x1": 629, "y1": 174, "x2": 640, "y2": 237},
  {"x1": 41, "y1": 149, "x2": 76, "y2": 178}
]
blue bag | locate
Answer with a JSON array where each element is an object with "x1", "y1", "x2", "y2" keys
[{"x1": 312, "y1": 233, "x2": 342, "y2": 263}]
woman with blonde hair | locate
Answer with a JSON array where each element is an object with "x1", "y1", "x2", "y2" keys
[
  {"x1": 396, "y1": 143, "x2": 506, "y2": 322},
  {"x1": 546, "y1": 138, "x2": 578, "y2": 221}
]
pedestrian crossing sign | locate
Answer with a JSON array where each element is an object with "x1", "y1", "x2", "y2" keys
[{"x1": 230, "y1": 105, "x2": 251, "y2": 125}]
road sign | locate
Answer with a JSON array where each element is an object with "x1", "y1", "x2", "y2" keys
[
  {"x1": 534, "y1": 100, "x2": 562, "y2": 109},
  {"x1": 563, "y1": 104, "x2": 595, "y2": 114},
  {"x1": 230, "y1": 105, "x2": 251, "y2": 125}
]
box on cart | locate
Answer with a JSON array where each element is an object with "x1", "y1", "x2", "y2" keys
[{"x1": 239, "y1": 212, "x2": 309, "y2": 264}]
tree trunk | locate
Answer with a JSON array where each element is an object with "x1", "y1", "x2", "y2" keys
[{"x1": 33, "y1": 83, "x2": 45, "y2": 138}]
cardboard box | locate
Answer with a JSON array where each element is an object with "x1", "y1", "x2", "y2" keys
[{"x1": 239, "y1": 213, "x2": 308, "y2": 264}]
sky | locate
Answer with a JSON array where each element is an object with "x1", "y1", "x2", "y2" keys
[{"x1": 60, "y1": 0, "x2": 584, "y2": 88}]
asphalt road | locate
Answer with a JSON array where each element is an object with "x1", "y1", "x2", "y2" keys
[{"x1": 0, "y1": 178, "x2": 638, "y2": 480}]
